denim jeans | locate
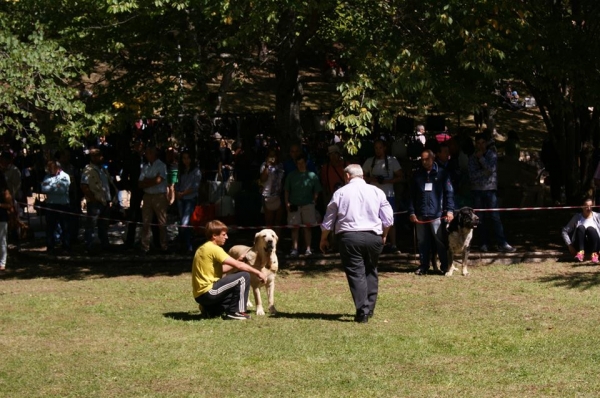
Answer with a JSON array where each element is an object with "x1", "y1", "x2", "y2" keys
[
  {"x1": 0, "y1": 221, "x2": 7, "y2": 266},
  {"x1": 472, "y1": 190, "x2": 507, "y2": 247},
  {"x1": 415, "y1": 218, "x2": 447, "y2": 271},
  {"x1": 178, "y1": 198, "x2": 196, "y2": 251},
  {"x1": 45, "y1": 203, "x2": 71, "y2": 251}
]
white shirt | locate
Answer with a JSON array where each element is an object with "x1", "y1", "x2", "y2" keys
[
  {"x1": 362, "y1": 156, "x2": 402, "y2": 197},
  {"x1": 321, "y1": 177, "x2": 394, "y2": 235}
]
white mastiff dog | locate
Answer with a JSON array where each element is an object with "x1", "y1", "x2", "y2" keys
[{"x1": 228, "y1": 229, "x2": 279, "y2": 315}]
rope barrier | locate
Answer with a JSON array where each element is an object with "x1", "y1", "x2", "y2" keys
[{"x1": 19, "y1": 201, "x2": 590, "y2": 232}]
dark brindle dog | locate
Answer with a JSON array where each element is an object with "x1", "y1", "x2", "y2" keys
[{"x1": 432, "y1": 207, "x2": 479, "y2": 276}]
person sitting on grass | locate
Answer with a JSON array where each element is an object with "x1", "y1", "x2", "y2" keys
[
  {"x1": 562, "y1": 197, "x2": 600, "y2": 263},
  {"x1": 192, "y1": 220, "x2": 268, "y2": 320}
]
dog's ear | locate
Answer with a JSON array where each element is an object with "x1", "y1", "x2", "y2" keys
[{"x1": 254, "y1": 232, "x2": 261, "y2": 246}]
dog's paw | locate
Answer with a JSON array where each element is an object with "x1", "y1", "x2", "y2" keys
[
  {"x1": 462, "y1": 271, "x2": 469, "y2": 276},
  {"x1": 444, "y1": 271, "x2": 454, "y2": 277},
  {"x1": 256, "y1": 307, "x2": 266, "y2": 316},
  {"x1": 246, "y1": 301, "x2": 254, "y2": 308},
  {"x1": 268, "y1": 305, "x2": 277, "y2": 315}
]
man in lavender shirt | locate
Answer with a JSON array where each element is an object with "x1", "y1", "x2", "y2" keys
[{"x1": 320, "y1": 164, "x2": 394, "y2": 323}]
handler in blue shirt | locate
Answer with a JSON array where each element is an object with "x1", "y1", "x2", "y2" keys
[
  {"x1": 408, "y1": 149, "x2": 454, "y2": 275},
  {"x1": 320, "y1": 164, "x2": 394, "y2": 323}
]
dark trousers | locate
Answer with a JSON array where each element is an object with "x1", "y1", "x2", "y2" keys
[
  {"x1": 195, "y1": 272, "x2": 250, "y2": 316},
  {"x1": 573, "y1": 225, "x2": 600, "y2": 253},
  {"x1": 45, "y1": 203, "x2": 71, "y2": 251},
  {"x1": 472, "y1": 190, "x2": 508, "y2": 247},
  {"x1": 338, "y1": 231, "x2": 383, "y2": 317}
]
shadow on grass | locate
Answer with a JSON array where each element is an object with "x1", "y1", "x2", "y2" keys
[
  {"x1": 162, "y1": 311, "x2": 350, "y2": 322},
  {"x1": 272, "y1": 311, "x2": 350, "y2": 322},
  {"x1": 538, "y1": 267, "x2": 600, "y2": 290},
  {"x1": 164, "y1": 311, "x2": 202, "y2": 322},
  {"x1": 0, "y1": 252, "x2": 193, "y2": 281}
]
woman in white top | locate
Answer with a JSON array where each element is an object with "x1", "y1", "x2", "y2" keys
[{"x1": 562, "y1": 197, "x2": 600, "y2": 262}]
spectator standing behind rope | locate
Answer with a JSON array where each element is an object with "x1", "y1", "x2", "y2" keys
[
  {"x1": 0, "y1": 172, "x2": 12, "y2": 271},
  {"x1": 138, "y1": 146, "x2": 169, "y2": 254},
  {"x1": 192, "y1": 220, "x2": 267, "y2": 320},
  {"x1": 175, "y1": 150, "x2": 201, "y2": 253},
  {"x1": 320, "y1": 164, "x2": 394, "y2": 323},
  {"x1": 468, "y1": 132, "x2": 516, "y2": 253},
  {"x1": 362, "y1": 139, "x2": 403, "y2": 253},
  {"x1": 284, "y1": 152, "x2": 322, "y2": 257},
  {"x1": 408, "y1": 149, "x2": 455, "y2": 275},
  {"x1": 41, "y1": 160, "x2": 71, "y2": 255},
  {"x1": 122, "y1": 139, "x2": 145, "y2": 249},
  {"x1": 259, "y1": 147, "x2": 284, "y2": 229},
  {"x1": 81, "y1": 148, "x2": 117, "y2": 253},
  {"x1": 562, "y1": 197, "x2": 600, "y2": 263}
]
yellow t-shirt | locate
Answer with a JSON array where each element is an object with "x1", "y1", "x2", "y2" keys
[{"x1": 192, "y1": 241, "x2": 230, "y2": 298}]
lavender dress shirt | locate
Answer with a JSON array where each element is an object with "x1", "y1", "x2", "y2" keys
[{"x1": 321, "y1": 177, "x2": 394, "y2": 235}]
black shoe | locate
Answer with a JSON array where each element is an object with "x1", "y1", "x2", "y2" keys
[
  {"x1": 354, "y1": 313, "x2": 369, "y2": 323},
  {"x1": 414, "y1": 268, "x2": 426, "y2": 276}
]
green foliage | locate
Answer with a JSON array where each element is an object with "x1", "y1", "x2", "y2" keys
[{"x1": 0, "y1": 15, "x2": 101, "y2": 147}]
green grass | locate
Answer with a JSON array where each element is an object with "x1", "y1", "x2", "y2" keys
[{"x1": 1, "y1": 260, "x2": 599, "y2": 397}]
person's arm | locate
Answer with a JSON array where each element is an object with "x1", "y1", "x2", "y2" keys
[
  {"x1": 388, "y1": 168, "x2": 403, "y2": 184},
  {"x1": 382, "y1": 226, "x2": 391, "y2": 245},
  {"x1": 139, "y1": 173, "x2": 163, "y2": 189},
  {"x1": 0, "y1": 189, "x2": 13, "y2": 213},
  {"x1": 562, "y1": 215, "x2": 578, "y2": 254},
  {"x1": 222, "y1": 256, "x2": 267, "y2": 283},
  {"x1": 444, "y1": 174, "x2": 455, "y2": 222},
  {"x1": 319, "y1": 229, "x2": 331, "y2": 253}
]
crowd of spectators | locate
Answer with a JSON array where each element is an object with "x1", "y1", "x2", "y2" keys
[{"x1": 0, "y1": 115, "x2": 549, "y2": 268}]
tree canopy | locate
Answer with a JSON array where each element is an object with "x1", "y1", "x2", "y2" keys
[{"x1": 3, "y1": 0, "x2": 600, "y2": 198}]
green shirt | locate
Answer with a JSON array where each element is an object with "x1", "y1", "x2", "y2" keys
[{"x1": 284, "y1": 170, "x2": 322, "y2": 206}]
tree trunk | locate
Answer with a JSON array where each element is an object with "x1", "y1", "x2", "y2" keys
[{"x1": 275, "y1": 54, "x2": 304, "y2": 157}]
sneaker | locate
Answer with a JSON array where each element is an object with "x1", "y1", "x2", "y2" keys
[
  {"x1": 592, "y1": 252, "x2": 599, "y2": 264},
  {"x1": 224, "y1": 312, "x2": 251, "y2": 320},
  {"x1": 289, "y1": 249, "x2": 299, "y2": 258},
  {"x1": 480, "y1": 245, "x2": 489, "y2": 253},
  {"x1": 304, "y1": 249, "x2": 313, "y2": 256},
  {"x1": 498, "y1": 244, "x2": 516, "y2": 253},
  {"x1": 575, "y1": 250, "x2": 585, "y2": 262}
]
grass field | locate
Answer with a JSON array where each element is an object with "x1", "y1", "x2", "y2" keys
[{"x1": 1, "y1": 258, "x2": 599, "y2": 397}]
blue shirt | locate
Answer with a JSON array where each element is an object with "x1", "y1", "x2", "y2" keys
[
  {"x1": 468, "y1": 149, "x2": 498, "y2": 191},
  {"x1": 176, "y1": 167, "x2": 202, "y2": 200},
  {"x1": 321, "y1": 177, "x2": 394, "y2": 235},
  {"x1": 139, "y1": 159, "x2": 168, "y2": 194}
]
